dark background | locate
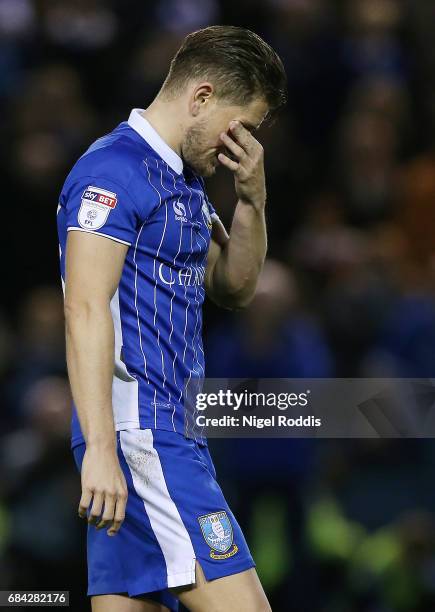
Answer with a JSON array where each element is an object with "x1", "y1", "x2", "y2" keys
[{"x1": 2, "y1": 1, "x2": 435, "y2": 610}]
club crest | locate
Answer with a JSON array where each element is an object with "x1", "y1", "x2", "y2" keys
[{"x1": 198, "y1": 511, "x2": 238, "y2": 559}]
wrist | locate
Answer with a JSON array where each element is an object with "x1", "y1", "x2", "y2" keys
[{"x1": 85, "y1": 433, "x2": 117, "y2": 451}]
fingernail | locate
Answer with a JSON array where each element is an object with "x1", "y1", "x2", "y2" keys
[{"x1": 230, "y1": 121, "x2": 238, "y2": 129}]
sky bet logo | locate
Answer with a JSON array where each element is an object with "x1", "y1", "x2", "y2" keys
[
  {"x1": 78, "y1": 186, "x2": 118, "y2": 230},
  {"x1": 82, "y1": 187, "x2": 117, "y2": 208}
]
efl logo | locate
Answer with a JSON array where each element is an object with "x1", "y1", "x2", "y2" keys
[
  {"x1": 82, "y1": 186, "x2": 117, "y2": 208},
  {"x1": 78, "y1": 185, "x2": 118, "y2": 230}
]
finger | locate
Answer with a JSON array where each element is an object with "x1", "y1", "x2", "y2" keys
[
  {"x1": 78, "y1": 488, "x2": 93, "y2": 518},
  {"x1": 96, "y1": 494, "x2": 116, "y2": 530},
  {"x1": 88, "y1": 492, "x2": 104, "y2": 525},
  {"x1": 229, "y1": 121, "x2": 256, "y2": 152},
  {"x1": 108, "y1": 493, "x2": 127, "y2": 536},
  {"x1": 218, "y1": 152, "x2": 239, "y2": 172},
  {"x1": 219, "y1": 132, "x2": 245, "y2": 160}
]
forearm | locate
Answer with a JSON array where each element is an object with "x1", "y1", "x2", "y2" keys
[
  {"x1": 65, "y1": 301, "x2": 116, "y2": 448},
  {"x1": 213, "y1": 201, "x2": 267, "y2": 307}
]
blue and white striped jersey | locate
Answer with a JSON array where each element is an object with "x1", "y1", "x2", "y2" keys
[{"x1": 57, "y1": 109, "x2": 217, "y2": 448}]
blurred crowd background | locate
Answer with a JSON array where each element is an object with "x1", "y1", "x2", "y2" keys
[{"x1": 1, "y1": 0, "x2": 435, "y2": 610}]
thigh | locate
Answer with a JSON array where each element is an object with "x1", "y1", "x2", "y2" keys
[
  {"x1": 91, "y1": 594, "x2": 170, "y2": 612},
  {"x1": 120, "y1": 429, "x2": 256, "y2": 585},
  {"x1": 172, "y1": 562, "x2": 271, "y2": 612},
  {"x1": 72, "y1": 440, "x2": 179, "y2": 611}
]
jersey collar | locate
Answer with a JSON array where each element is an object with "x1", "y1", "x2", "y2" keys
[{"x1": 128, "y1": 108, "x2": 183, "y2": 175}]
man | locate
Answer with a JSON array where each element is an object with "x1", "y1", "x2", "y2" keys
[{"x1": 57, "y1": 25, "x2": 287, "y2": 612}]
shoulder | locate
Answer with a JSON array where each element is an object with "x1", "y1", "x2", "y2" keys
[
  {"x1": 68, "y1": 135, "x2": 145, "y2": 189},
  {"x1": 63, "y1": 132, "x2": 164, "y2": 210}
]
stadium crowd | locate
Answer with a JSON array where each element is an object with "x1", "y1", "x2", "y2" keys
[{"x1": 1, "y1": 0, "x2": 435, "y2": 610}]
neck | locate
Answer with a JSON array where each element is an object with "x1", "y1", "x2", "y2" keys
[{"x1": 141, "y1": 98, "x2": 185, "y2": 156}]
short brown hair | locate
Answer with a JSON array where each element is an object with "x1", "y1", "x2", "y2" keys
[{"x1": 161, "y1": 25, "x2": 287, "y2": 118}]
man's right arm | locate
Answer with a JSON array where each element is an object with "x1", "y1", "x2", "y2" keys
[{"x1": 64, "y1": 230, "x2": 129, "y2": 536}]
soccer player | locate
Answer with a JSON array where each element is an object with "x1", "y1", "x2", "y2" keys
[{"x1": 57, "y1": 25, "x2": 286, "y2": 612}]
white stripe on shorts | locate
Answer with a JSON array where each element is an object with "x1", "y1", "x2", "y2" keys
[{"x1": 119, "y1": 429, "x2": 196, "y2": 588}]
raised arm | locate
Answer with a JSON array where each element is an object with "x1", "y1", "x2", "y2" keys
[
  {"x1": 64, "y1": 230, "x2": 128, "y2": 536},
  {"x1": 205, "y1": 120, "x2": 267, "y2": 309}
]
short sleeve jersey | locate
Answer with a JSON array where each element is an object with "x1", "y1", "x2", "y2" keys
[{"x1": 57, "y1": 109, "x2": 218, "y2": 448}]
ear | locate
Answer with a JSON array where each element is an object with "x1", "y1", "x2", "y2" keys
[{"x1": 189, "y1": 82, "x2": 214, "y2": 117}]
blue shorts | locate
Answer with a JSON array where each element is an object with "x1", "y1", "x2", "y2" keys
[{"x1": 73, "y1": 429, "x2": 255, "y2": 611}]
